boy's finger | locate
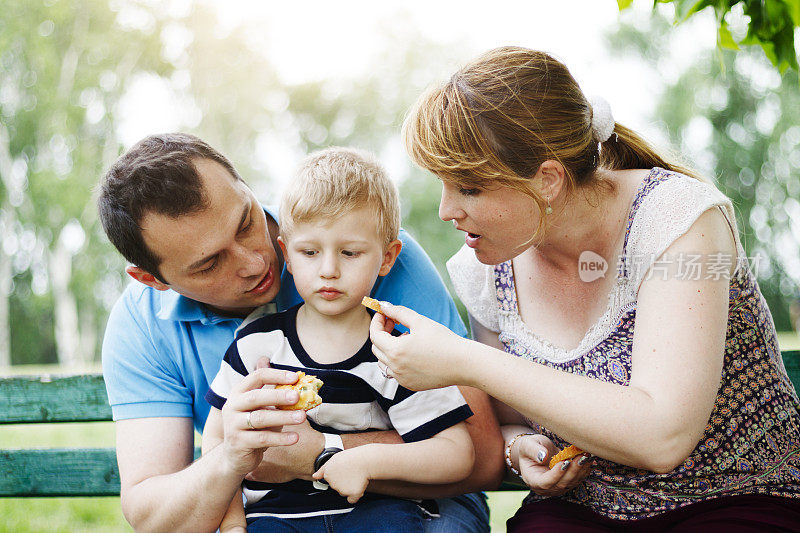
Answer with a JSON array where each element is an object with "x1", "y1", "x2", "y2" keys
[{"x1": 256, "y1": 357, "x2": 270, "y2": 369}]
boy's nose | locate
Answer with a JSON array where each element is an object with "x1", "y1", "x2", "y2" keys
[{"x1": 319, "y1": 255, "x2": 339, "y2": 278}]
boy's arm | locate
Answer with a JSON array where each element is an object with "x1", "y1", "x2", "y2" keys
[
  {"x1": 313, "y1": 422, "x2": 475, "y2": 503},
  {"x1": 202, "y1": 409, "x2": 247, "y2": 533}
]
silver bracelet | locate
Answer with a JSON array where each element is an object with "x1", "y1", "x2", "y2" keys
[{"x1": 505, "y1": 433, "x2": 535, "y2": 476}]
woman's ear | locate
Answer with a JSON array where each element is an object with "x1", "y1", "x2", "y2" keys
[
  {"x1": 378, "y1": 239, "x2": 403, "y2": 276},
  {"x1": 535, "y1": 160, "x2": 566, "y2": 201},
  {"x1": 126, "y1": 266, "x2": 170, "y2": 291},
  {"x1": 277, "y1": 236, "x2": 291, "y2": 274}
]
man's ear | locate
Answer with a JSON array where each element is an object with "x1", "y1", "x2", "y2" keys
[
  {"x1": 126, "y1": 265, "x2": 170, "y2": 291},
  {"x1": 535, "y1": 160, "x2": 566, "y2": 201},
  {"x1": 378, "y1": 239, "x2": 403, "y2": 277},
  {"x1": 277, "y1": 236, "x2": 291, "y2": 274}
]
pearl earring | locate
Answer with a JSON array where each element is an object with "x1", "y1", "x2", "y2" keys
[{"x1": 545, "y1": 199, "x2": 553, "y2": 215}]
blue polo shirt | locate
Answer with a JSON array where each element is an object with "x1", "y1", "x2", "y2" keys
[{"x1": 101, "y1": 211, "x2": 466, "y2": 434}]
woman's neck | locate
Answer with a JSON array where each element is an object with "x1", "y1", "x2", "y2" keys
[
  {"x1": 295, "y1": 303, "x2": 372, "y2": 364},
  {"x1": 525, "y1": 170, "x2": 635, "y2": 273}
]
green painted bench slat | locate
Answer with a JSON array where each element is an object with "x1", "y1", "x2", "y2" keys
[
  {"x1": 0, "y1": 448, "x2": 119, "y2": 496},
  {"x1": 0, "y1": 374, "x2": 111, "y2": 424},
  {"x1": 0, "y1": 349, "x2": 797, "y2": 498}
]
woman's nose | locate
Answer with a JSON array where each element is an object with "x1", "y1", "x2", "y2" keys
[{"x1": 439, "y1": 185, "x2": 463, "y2": 222}]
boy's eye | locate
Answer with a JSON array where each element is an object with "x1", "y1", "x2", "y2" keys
[
  {"x1": 302, "y1": 250, "x2": 317, "y2": 256},
  {"x1": 341, "y1": 250, "x2": 361, "y2": 257}
]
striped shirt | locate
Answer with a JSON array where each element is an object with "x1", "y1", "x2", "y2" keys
[{"x1": 205, "y1": 304, "x2": 473, "y2": 519}]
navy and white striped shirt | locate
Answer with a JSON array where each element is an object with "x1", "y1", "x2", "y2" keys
[{"x1": 206, "y1": 304, "x2": 473, "y2": 519}]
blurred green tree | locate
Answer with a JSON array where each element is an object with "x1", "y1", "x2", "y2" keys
[
  {"x1": 608, "y1": 13, "x2": 800, "y2": 330},
  {"x1": 0, "y1": 0, "x2": 172, "y2": 366},
  {"x1": 619, "y1": 0, "x2": 800, "y2": 73}
]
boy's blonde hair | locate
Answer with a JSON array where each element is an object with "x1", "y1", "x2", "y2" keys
[{"x1": 280, "y1": 147, "x2": 400, "y2": 246}]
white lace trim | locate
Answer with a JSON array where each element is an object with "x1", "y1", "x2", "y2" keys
[
  {"x1": 447, "y1": 172, "x2": 742, "y2": 364},
  {"x1": 446, "y1": 245, "x2": 500, "y2": 333}
]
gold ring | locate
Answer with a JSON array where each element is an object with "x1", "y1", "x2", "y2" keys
[{"x1": 246, "y1": 411, "x2": 255, "y2": 430}]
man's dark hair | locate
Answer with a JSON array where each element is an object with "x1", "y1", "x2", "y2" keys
[{"x1": 98, "y1": 133, "x2": 242, "y2": 283}]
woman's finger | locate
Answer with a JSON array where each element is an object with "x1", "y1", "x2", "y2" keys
[{"x1": 376, "y1": 302, "x2": 420, "y2": 330}]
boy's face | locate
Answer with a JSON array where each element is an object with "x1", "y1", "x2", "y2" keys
[
  {"x1": 278, "y1": 207, "x2": 402, "y2": 318},
  {"x1": 130, "y1": 158, "x2": 282, "y2": 317}
]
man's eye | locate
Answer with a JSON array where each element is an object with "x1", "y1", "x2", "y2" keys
[
  {"x1": 239, "y1": 218, "x2": 253, "y2": 233},
  {"x1": 199, "y1": 260, "x2": 218, "y2": 273},
  {"x1": 459, "y1": 187, "x2": 480, "y2": 196}
]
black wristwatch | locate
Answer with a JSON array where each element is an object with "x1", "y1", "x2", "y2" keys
[{"x1": 313, "y1": 433, "x2": 344, "y2": 480}]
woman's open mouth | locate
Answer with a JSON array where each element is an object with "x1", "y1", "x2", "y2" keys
[{"x1": 465, "y1": 233, "x2": 482, "y2": 248}]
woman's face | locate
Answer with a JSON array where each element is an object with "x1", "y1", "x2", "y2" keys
[{"x1": 438, "y1": 180, "x2": 541, "y2": 265}]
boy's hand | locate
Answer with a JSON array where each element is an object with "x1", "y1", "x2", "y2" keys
[{"x1": 312, "y1": 449, "x2": 370, "y2": 504}]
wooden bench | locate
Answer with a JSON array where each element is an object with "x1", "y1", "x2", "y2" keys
[{"x1": 1, "y1": 350, "x2": 799, "y2": 497}]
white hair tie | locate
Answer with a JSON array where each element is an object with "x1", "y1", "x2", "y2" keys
[{"x1": 590, "y1": 96, "x2": 615, "y2": 142}]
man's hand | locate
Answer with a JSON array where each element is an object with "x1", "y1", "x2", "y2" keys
[
  {"x1": 220, "y1": 367, "x2": 308, "y2": 477},
  {"x1": 312, "y1": 448, "x2": 372, "y2": 504},
  {"x1": 246, "y1": 419, "x2": 323, "y2": 483},
  {"x1": 516, "y1": 434, "x2": 593, "y2": 497}
]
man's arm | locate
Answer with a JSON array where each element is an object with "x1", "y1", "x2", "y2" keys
[
  {"x1": 116, "y1": 417, "x2": 243, "y2": 533},
  {"x1": 115, "y1": 369, "x2": 305, "y2": 533}
]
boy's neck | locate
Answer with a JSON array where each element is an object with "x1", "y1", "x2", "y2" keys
[{"x1": 295, "y1": 304, "x2": 372, "y2": 365}]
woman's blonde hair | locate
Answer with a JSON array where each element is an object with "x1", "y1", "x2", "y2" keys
[
  {"x1": 402, "y1": 46, "x2": 699, "y2": 236},
  {"x1": 280, "y1": 147, "x2": 400, "y2": 246}
]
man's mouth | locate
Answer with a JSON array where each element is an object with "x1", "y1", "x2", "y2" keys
[{"x1": 247, "y1": 266, "x2": 274, "y2": 295}]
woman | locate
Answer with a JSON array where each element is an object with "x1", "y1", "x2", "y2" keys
[{"x1": 370, "y1": 47, "x2": 800, "y2": 530}]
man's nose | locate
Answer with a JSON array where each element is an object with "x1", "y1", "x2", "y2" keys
[{"x1": 235, "y1": 245, "x2": 265, "y2": 278}]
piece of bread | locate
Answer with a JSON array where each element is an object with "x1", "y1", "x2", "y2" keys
[
  {"x1": 276, "y1": 372, "x2": 323, "y2": 411},
  {"x1": 361, "y1": 296, "x2": 382, "y2": 313},
  {"x1": 548, "y1": 444, "x2": 584, "y2": 469}
]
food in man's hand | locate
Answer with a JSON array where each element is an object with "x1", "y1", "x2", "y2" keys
[
  {"x1": 276, "y1": 372, "x2": 323, "y2": 410},
  {"x1": 361, "y1": 296, "x2": 382, "y2": 313},
  {"x1": 548, "y1": 444, "x2": 584, "y2": 469}
]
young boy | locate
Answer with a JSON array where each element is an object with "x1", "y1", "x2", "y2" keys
[{"x1": 202, "y1": 147, "x2": 475, "y2": 532}]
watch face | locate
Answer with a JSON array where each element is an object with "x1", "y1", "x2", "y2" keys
[{"x1": 314, "y1": 448, "x2": 341, "y2": 472}]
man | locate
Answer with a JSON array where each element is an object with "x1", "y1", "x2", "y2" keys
[{"x1": 98, "y1": 133, "x2": 503, "y2": 532}]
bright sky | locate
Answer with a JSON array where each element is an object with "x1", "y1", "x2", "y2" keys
[{"x1": 119, "y1": 0, "x2": 718, "y2": 148}]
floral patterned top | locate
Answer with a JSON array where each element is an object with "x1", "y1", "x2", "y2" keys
[{"x1": 447, "y1": 168, "x2": 800, "y2": 520}]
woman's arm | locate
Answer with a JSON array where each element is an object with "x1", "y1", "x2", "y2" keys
[{"x1": 373, "y1": 208, "x2": 735, "y2": 473}]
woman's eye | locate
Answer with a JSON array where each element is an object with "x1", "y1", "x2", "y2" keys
[{"x1": 459, "y1": 187, "x2": 480, "y2": 196}]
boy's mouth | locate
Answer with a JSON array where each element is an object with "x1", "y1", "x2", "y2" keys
[{"x1": 318, "y1": 287, "x2": 342, "y2": 300}]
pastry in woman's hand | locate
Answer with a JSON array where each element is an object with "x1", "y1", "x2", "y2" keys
[{"x1": 549, "y1": 444, "x2": 584, "y2": 469}]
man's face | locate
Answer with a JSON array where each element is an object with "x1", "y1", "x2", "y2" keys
[{"x1": 137, "y1": 158, "x2": 282, "y2": 317}]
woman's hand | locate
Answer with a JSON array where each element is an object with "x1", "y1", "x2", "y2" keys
[
  {"x1": 369, "y1": 302, "x2": 467, "y2": 390},
  {"x1": 516, "y1": 434, "x2": 593, "y2": 497}
]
